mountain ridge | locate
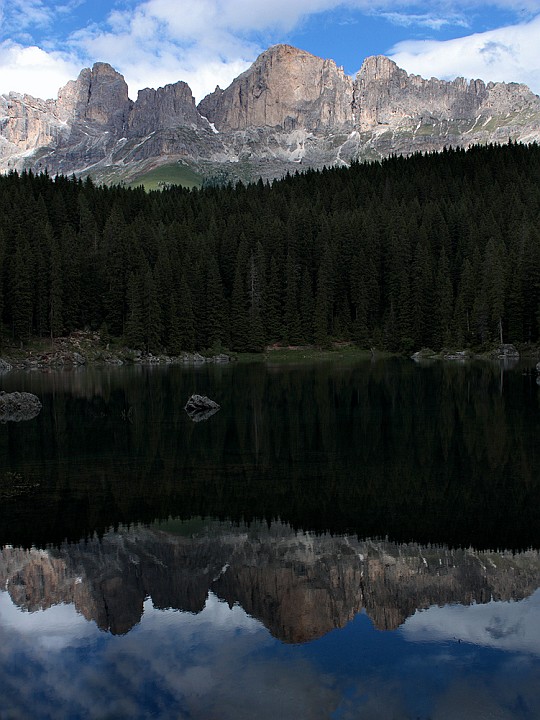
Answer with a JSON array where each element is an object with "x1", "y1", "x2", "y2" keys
[{"x1": 1, "y1": 43, "x2": 540, "y2": 185}]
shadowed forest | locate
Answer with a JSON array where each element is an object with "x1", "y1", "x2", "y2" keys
[{"x1": 1, "y1": 142, "x2": 540, "y2": 353}]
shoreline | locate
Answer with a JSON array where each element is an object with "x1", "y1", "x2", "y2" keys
[{"x1": 0, "y1": 332, "x2": 538, "y2": 373}]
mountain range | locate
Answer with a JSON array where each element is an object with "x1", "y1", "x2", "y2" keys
[{"x1": 1, "y1": 43, "x2": 540, "y2": 186}]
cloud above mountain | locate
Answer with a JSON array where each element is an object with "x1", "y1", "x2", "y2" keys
[
  {"x1": 389, "y1": 13, "x2": 540, "y2": 92},
  {"x1": 0, "y1": 1, "x2": 539, "y2": 101}
]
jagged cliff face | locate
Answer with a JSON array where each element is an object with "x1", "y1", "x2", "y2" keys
[
  {"x1": 1, "y1": 522, "x2": 539, "y2": 642},
  {"x1": 198, "y1": 44, "x2": 354, "y2": 132},
  {"x1": 1, "y1": 44, "x2": 540, "y2": 184}
]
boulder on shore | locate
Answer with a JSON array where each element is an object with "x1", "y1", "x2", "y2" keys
[
  {"x1": 0, "y1": 358, "x2": 12, "y2": 374},
  {"x1": 184, "y1": 394, "x2": 220, "y2": 422},
  {"x1": 0, "y1": 391, "x2": 42, "y2": 423},
  {"x1": 497, "y1": 344, "x2": 520, "y2": 359}
]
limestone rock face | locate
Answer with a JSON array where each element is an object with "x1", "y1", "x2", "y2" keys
[
  {"x1": 198, "y1": 44, "x2": 354, "y2": 132},
  {"x1": 57, "y1": 63, "x2": 132, "y2": 132},
  {"x1": 352, "y1": 55, "x2": 540, "y2": 133},
  {"x1": 353, "y1": 56, "x2": 487, "y2": 129},
  {"x1": 129, "y1": 81, "x2": 205, "y2": 136},
  {"x1": 0, "y1": 92, "x2": 62, "y2": 162},
  {"x1": 1, "y1": 45, "x2": 540, "y2": 183}
]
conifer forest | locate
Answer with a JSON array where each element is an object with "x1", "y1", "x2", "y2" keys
[{"x1": 1, "y1": 141, "x2": 540, "y2": 354}]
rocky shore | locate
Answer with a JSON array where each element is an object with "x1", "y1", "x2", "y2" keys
[{"x1": 0, "y1": 331, "x2": 234, "y2": 372}]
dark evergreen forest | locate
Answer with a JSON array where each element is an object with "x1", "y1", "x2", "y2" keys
[{"x1": 1, "y1": 141, "x2": 540, "y2": 353}]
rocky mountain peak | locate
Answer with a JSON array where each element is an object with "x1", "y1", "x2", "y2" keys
[
  {"x1": 57, "y1": 62, "x2": 131, "y2": 132},
  {"x1": 197, "y1": 43, "x2": 354, "y2": 132},
  {"x1": 129, "y1": 80, "x2": 204, "y2": 136},
  {"x1": 357, "y1": 55, "x2": 402, "y2": 83}
]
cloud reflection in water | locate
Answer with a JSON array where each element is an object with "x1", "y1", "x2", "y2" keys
[{"x1": 1, "y1": 587, "x2": 540, "y2": 719}]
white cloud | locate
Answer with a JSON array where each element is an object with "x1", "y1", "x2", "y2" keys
[
  {"x1": 388, "y1": 13, "x2": 540, "y2": 94},
  {"x1": 0, "y1": 41, "x2": 81, "y2": 99},
  {"x1": 0, "y1": 591, "x2": 95, "y2": 649},
  {"x1": 402, "y1": 588, "x2": 540, "y2": 655},
  {"x1": 378, "y1": 11, "x2": 470, "y2": 30},
  {"x1": 1, "y1": 1, "x2": 540, "y2": 102}
]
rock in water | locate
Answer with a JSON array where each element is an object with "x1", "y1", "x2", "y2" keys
[
  {"x1": 184, "y1": 394, "x2": 220, "y2": 422},
  {"x1": 0, "y1": 391, "x2": 42, "y2": 422}
]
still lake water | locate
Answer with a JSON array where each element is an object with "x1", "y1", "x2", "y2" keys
[{"x1": 1, "y1": 357, "x2": 540, "y2": 719}]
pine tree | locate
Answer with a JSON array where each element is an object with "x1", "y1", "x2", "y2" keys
[
  {"x1": 314, "y1": 257, "x2": 331, "y2": 347},
  {"x1": 49, "y1": 235, "x2": 64, "y2": 339},
  {"x1": 264, "y1": 255, "x2": 282, "y2": 343},
  {"x1": 482, "y1": 237, "x2": 507, "y2": 344},
  {"x1": 9, "y1": 240, "x2": 33, "y2": 343},
  {"x1": 60, "y1": 224, "x2": 82, "y2": 333},
  {"x1": 0, "y1": 229, "x2": 4, "y2": 349},
  {"x1": 247, "y1": 245, "x2": 266, "y2": 351},
  {"x1": 176, "y1": 272, "x2": 195, "y2": 351},
  {"x1": 103, "y1": 204, "x2": 130, "y2": 336},
  {"x1": 299, "y1": 267, "x2": 314, "y2": 343},
  {"x1": 282, "y1": 248, "x2": 302, "y2": 345},
  {"x1": 230, "y1": 240, "x2": 250, "y2": 351},
  {"x1": 435, "y1": 246, "x2": 453, "y2": 348},
  {"x1": 124, "y1": 271, "x2": 145, "y2": 349},
  {"x1": 142, "y1": 265, "x2": 162, "y2": 352},
  {"x1": 204, "y1": 252, "x2": 228, "y2": 349}
]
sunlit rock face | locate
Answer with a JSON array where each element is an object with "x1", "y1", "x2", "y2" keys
[
  {"x1": 1, "y1": 522, "x2": 540, "y2": 642},
  {"x1": 57, "y1": 63, "x2": 132, "y2": 132},
  {"x1": 198, "y1": 44, "x2": 354, "y2": 133},
  {"x1": 1, "y1": 45, "x2": 540, "y2": 183}
]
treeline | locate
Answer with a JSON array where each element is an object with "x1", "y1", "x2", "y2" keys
[{"x1": 1, "y1": 142, "x2": 540, "y2": 352}]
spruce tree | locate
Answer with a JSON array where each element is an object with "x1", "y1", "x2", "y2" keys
[
  {"x1": 124, "y1": 271, "x2": 145, "y2": 349},
  {"x1": 176, "y1": 273, "x2": 196, "y2": 351},
  {"x1": 142, "y1": 265, "x2": 162, "y2": 353},
  {"x1": 264, "y1": 256, "x2": 282, "y2": 343},
  {"x1": 9, "y1": 240, "x2": 33, "y2": 343},
  {"x1": 230, "y1": 240, "x2": 250, "y2": 351},
  {"x1": 49, "y1": 235, "x2": 64, "y2": 340}
]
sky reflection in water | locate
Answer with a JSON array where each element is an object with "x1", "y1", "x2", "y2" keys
[{"x1": 2, "y1": 582, "x2": 540, "y2": 719}]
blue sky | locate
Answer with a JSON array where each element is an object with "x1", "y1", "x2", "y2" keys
[{"x1": 0, "y1": 1, "x2": 540, "y2": 101}]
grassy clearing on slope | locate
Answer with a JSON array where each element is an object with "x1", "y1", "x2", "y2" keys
[{"x1": 128, "y1": 163, "x2": 203, "y2": 190}]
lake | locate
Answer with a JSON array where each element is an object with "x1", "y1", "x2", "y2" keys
[{"x1": 1, "y1": 357, "x2": 540, "y2": 719}]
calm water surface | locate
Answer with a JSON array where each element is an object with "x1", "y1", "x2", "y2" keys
[{"x1": 1, "y1": 358, "x2": 540, "y2": 719}]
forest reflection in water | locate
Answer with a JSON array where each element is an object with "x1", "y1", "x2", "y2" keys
[
  {"x1": 2, "y1": 358, "x2": 540, "y2": 718},
  {"x1": 1, "y1": 357, "x2": 540, "y2": 549}
]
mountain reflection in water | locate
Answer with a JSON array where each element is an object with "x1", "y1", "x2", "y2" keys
[
  {"x1": 2, "y1": 520, "x2": 540, "y2": 640},
  {"x1": 2, "y1": 359, "x2": 540, "y2": 718},
  {"x1": 2, "y1": 520, "x2": 540, "y2": 720}
]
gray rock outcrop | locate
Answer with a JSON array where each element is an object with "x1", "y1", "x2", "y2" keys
[
  {"x1": 129, "y1": 81, "x2": 205, "y2": 136},
  {"x1": 0, "y1": 391, "x2": 42, "y2": 422}
]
